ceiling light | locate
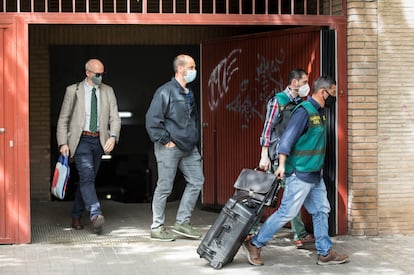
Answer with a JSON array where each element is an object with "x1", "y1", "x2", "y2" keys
[{"x1": 119, "y1": 111, "x2": 133, "y2": 118}]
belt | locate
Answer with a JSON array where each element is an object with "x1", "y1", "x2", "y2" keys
[{"x1": 82, "y1": 131, "x2": 100, "y2": 137}]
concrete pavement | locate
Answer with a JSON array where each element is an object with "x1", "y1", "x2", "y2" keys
[{"x1": 1, "y1": 200, "x2": 413, "y2": 274}]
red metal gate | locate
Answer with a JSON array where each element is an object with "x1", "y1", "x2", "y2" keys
[
  {"x1": 201, "y1": 27, "x2": 321, "y2": 207},
  {"x1": 0, "y1": 22, "x2": 16, "y2": 243},
  {"x1": 0, "y1": 19, "x2": 30, "y2": 244}
]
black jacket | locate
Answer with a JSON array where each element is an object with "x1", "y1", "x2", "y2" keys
[{"x1": 145, "y1": 77, "x2": 200, "y2": 152}]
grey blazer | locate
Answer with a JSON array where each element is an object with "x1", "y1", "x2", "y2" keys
[{"x1": 56, "y1": 80, "x2": 121, "y2": 158}]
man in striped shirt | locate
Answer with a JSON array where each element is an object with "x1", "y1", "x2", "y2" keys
[{"x1": 257, "y1": 68, "x2": 314, "y2": 249}]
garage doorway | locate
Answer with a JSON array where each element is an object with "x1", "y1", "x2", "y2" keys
[{"x1": 49, "y1": 44, "x2": 199, "y2": 203}]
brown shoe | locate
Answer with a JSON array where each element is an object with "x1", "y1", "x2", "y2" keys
[
  {"x1": 294, "y1": 233, "x2": 315, "y2": 248},
  {"x1": 71, "y1": 217, "x2": 84, "y2": 230},
  {"x1": 317, "y1": 250, "x2": 349, "y2": 265},
  {"x1": 244, "y1": 234, "x2": 252, "y2": 242},
  {"x1": 91, "y1": 214, "x2": 105, "y2": 234},
  {"x1": 242, "y1": 240, "x2": 264, "y2": 266}
]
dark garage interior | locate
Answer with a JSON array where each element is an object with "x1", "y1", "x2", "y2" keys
[
  {"x1": 49, "y1": 44, "x2": 200, "y2": 203},
  {"x1": 42, "y1": 24, "x2": 283, "y2": 204}
]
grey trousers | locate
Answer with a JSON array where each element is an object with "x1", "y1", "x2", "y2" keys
[{"x1": 151, "y1": 143, "x2": 204, "y2": 229}]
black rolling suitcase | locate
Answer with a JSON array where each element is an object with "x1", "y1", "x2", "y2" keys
[{"x1": 197, "y1": 168, "x2": 280, "y2": 269}]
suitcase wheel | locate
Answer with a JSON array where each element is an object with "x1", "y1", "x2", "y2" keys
[{"x1": 210, "y1": 260, "x2": 223, "y2": 269}]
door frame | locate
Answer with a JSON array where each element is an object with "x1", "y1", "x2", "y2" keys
[
  {"x1": 0, "y1": 17, "x2": 30, "y2": 244},
  {"x1": 0, "y1": 13, "x2": 347, "y2": 243}
]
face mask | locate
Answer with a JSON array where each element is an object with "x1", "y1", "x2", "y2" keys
[
  {"x1": 325, "y1": 94, "x2": 336, "y2": 107},
  {"x1": 184, "y1": 69, "x2": 197, "y2": 83},
  {"x1": 298, "y1": 83, "x2": 310, "y2": 97},
  {"x1": 92, "y1": 75, "x2": 102, "y2": 86}
]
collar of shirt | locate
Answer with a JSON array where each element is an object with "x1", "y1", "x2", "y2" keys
[
  {"x1": 82, "y1": 80, "x2": 100, "y2": 131},
  {"x1": 283, "y1": 87, "x2": 302, "y2": 104},
  {"x1": 308, "y1": 96, "x2": 322, "y2": 112},
  {"x1": 84, "y1": 80, "x2": 99, "y2": 93},
  {"x1": 83, "y1": 81, "x2": 100, "y2": 103}
]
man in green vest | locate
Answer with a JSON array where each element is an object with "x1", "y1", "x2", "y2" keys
[
  {"x1": 244, "y1": 76, "x2": 349, "y2": 266},
  {"x1": 257, "y1": 68, "x2": 314, "y2": 248}
]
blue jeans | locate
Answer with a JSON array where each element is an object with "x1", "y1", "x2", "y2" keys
[
  {"x1": 249, "y1": 182, "x2": 307, "y2": 240},
  {"x1": 252, "y1": 173, "x2": 332, "y2": 256},
  {"x1": 151, "y1": 143, "x2": 204, "y2": 229},
  {"x1": 278, "y1": 179, "x2": 308, "y2": 240},
  {"x1": 72, "y1": 136, "x2": 103, "y2": 220}
]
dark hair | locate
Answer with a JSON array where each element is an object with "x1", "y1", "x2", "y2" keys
[
  {"x1": 313, "y1": 75, "x2": 336, "y2": 92},
  {"x1": 288, "y1": 68, "x2": 308, "y2": 84}
]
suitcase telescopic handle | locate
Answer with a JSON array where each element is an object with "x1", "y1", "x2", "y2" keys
[{"x1": 255, "y1": 178, "x2": 280, "y2": 215}]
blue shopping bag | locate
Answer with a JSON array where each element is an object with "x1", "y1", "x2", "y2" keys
[{"x1": 51, "y1": 155, "x2": 70, "y2": 199}]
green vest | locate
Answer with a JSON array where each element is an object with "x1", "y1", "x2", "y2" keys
[{"x1": 285, "y1": 101, "x2": 326, "y2": 173}]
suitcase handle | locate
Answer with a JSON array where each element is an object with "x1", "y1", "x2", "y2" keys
[
  {"x1": 213, "y1": 224, "x2": 231, "y2": 247},
  {"x1": 213, "y1": 207, "x2": 234, "y2": 245},
  {"x1": 255, "y1": 178, "x2": 280, "y2": 215},
  {"x1": 223, "y1": 206, "x2": 238, "y2": 219}
]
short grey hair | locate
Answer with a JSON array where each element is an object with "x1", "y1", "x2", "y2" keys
[{"x1": 313, "y1": 76, "x2": 336, "y2": 93}]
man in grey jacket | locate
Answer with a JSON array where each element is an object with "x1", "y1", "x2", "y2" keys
[
  {"x1": 146, "y1": 54, "x2": 204, "y2": 241},
  {"x1": 57, "y1": 59, "x2": 121, "y2": 234}
]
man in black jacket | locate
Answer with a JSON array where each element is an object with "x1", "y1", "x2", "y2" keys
[{"x1": 145, "y1": 54, "x2": 204, "y2": 241}]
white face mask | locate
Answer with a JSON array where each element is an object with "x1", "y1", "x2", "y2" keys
[
  {"x1": 184, "y1": 69, "x2": 197, "y2": 83},
  {"x1": 298, "y1": 83, "x2": 310, "y2": 97}
]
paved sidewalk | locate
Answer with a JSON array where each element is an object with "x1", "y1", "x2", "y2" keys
[{"x1": 1, "y1": 200, "x2": 414, "y2": 274}]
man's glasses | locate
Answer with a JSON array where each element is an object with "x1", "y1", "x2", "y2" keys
[{"x1": 89, "y1": 71, "x2": 105, "y2": 78}]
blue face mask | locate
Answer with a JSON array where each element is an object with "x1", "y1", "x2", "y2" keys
[
  {"x1": 184, "y1": 69, "x2": 197, "y2": 83},
  {"x1": 92, "y1": 75, "x2": 102, "y2": 86}
]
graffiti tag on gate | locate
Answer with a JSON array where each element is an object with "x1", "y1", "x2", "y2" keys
[
  {"x1": 207, "y1": 49, "x2": 242, "y2": 111},
  {"x1": 208, "y1": 48, "x2": 285, "y2": 128}
]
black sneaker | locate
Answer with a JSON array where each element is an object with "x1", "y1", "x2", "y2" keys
[{"x1": 91, "y1": 214, "x2": 104, "y2": 235}]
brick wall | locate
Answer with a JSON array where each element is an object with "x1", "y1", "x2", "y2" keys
[
  {"x1": 348, "y1": 0, "x2": 414, "y2": 235},
  {"x1": 377, "y1": 0, "x2": 414, "y2": 234},
  {"x1": 347, "y1": 0, "x2": 379, "y2": 235}
]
